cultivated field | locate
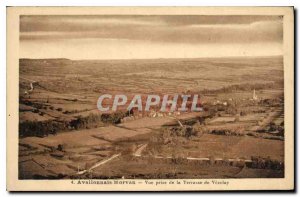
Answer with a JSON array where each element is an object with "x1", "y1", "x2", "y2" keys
[{"x1": 19, "y1": 56, "x2": 284, "y2": 179}]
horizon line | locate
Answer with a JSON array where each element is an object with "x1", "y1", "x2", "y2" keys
[{"x1": 19, "y1": 55, "x2": 283, "y2": 61}]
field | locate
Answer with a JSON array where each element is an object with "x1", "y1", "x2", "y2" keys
[{"x1": 19, "y1": 56, "x2": 285, "y2": 179}]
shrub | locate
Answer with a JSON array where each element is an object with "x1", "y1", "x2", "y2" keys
[
  {"x1": 19, "y1": 120, "x2": 65, "y2": 137},
  {"x1": 101, "y1": 111, "x2": 128, "y2": 124}
]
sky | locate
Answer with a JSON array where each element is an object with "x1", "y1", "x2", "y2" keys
[{"x1": 19, "y1": 15, "x2": 283, "y2": 60}]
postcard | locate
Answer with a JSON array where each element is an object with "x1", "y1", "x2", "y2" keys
[{"x1": 7, "y1": 6, "x2": 294, "y2": 191}]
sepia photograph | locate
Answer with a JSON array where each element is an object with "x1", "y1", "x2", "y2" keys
[{"x1": 6, "y1": 6, "x2": 294, "y2": 191}]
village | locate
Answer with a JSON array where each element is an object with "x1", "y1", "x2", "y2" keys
[{"x1": 97, "y1": 94, "x2": 203, "y2": 113}]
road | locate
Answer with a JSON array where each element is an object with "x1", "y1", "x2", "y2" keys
[
  {"x1": 20, "y1": 77, "x2": 37, "y2": 92},
  {"x1": 132, "y1": 143, "x2": 252, "y2": 163},
  {"x1": 77, "y1": 153, "x2": 121, "y2": 175},
  {"x1": 133, "y1": 144, "x2": 148, "y2": 157}
]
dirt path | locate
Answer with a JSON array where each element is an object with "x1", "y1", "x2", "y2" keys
[
  {"x1": 77, "y1": 153, "x2": 121, "y2": 175},
  {"x1": 132, "y1": 143, "x2": 252, "y2": 162},
  {"x1": 249, "y1": 111, "x2": 280, "y2": 132},
  {"x1": 20, "y1": 77, "x2": 37, "y2": 92},
  {"x1": 133, "y1": 144, "x2": 148, "y2": 157}
]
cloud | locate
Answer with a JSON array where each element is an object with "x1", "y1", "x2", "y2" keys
[
  {"x1": 20, "y1": 15, "x2": 282, "y2": 44},
  {"x1": 19, "y1": 15, "x2": 283, "y2": 59},
  {"x1": 20, "y1": 15, "x2": 282, "y2": 32},
  {"x1": 20, "y1": 16, "x2": 165, "y2": 32}
]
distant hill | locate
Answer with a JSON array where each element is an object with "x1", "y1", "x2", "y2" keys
[{"x1": 19, "y1": 55, "x2": 282, "y2": 61}]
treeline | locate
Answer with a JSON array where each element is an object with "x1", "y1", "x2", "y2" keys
[
  {"x1": 200, "y1": 82, "x2": 282, "y2": 95},
  {"x1": 100, "y1": 111, "x2": 130, "y2": 124},
  {"x1": 70, "y1": 113, "x2": 103, "y2": 130},
  {"x1": 19, "y1": 111, "x2": 129, "y2": 138},
  {"x1": 19, "y1": 120, "x2": 65, "y2": 138}
]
